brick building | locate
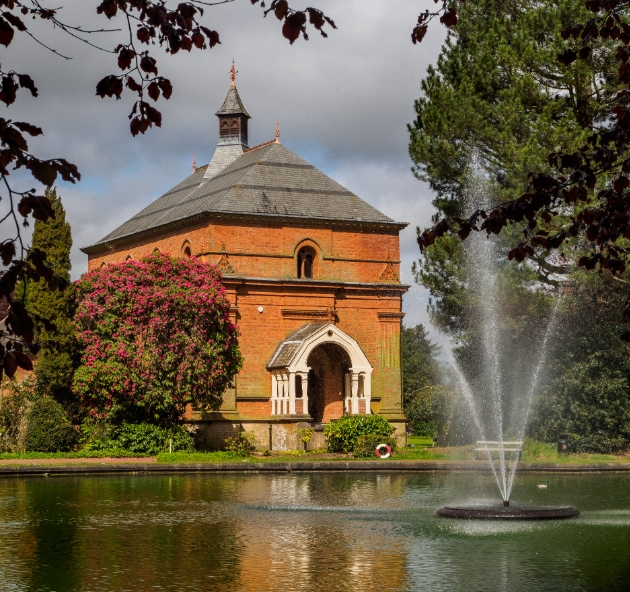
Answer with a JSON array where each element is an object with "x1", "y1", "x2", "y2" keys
[{"x1": 82, "y1": 71, "x2": 409, "y2": 450}]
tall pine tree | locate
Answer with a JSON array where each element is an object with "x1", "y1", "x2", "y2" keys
[{"x1": 21, "y1": 188, "x2": 78, "y2": 414}]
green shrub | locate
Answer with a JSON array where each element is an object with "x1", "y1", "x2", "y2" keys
[
  {"x1": 353, "y1": 434, "x2": 397, "y2": 458},
  {"x1": 569, "y1": 432, "x2": 625, "y2": 454},
  {"x1": 223, "y1": 434, "x2": 253, "y2": 456},
  {"x1": 81, "y1": 421, "x2": 193, "y2": 455},
  {"x1": 324, "y1": 415, "x2": 394, "y2": 453},
  {"x1": 296, "y1": 427, "x2": 314, "y2": 448},
  {"x1": 23, "y1": 397, "x2": 77, "y2": 452},
  {"x1": 0, "y1": 378, "x2": 38, "y2": 452}
]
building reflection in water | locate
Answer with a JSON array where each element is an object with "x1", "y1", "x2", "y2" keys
[
  {"x1": 2, "y1": 472, "x2": 627, "y2": 590},
  {"x1": 1, "y1": 474, "x2": 409, "y2": 591}
]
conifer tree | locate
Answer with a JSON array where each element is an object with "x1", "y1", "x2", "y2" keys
[{"x1": 22, "y1": 188, "x2": 77, "y2": 413}]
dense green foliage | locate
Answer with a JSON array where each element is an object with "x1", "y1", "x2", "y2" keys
[
  {"x1": 323, "y1": 415, "x2": 394, "y2": 453},
  {"x1": 408, "y1": 0, "x2": 630, "y2": 452},
  {"x1": 352, "y1": 434, "x2": 397, "y2": 458},
  {"x1": 0, "y1": 379, "x2": 38, "y2": 452},
  {"x1": 17, "y1": 189, "x2": 78, "y2": 414},
  {"x1": 81, "y1": 421, "x2": 193, "y2": 455},
  {"x1": 408, "y1": 0, "x2": 619, "y2": 337},
  {"x1": 23, "y1": 397, "x2": 77, "y2": 452},
  {"x1": 401, "y1": 324, "x2": 443, "y2": 436},
  {"x1": 530, "y1": 276, "x2": 630, "y2": 453},
  {"x1": 409, "y1": 0, "x2": 616, "y2": 211},
  {"x1": 73, "y1": 254, "x2": 242, "y2": 425}
]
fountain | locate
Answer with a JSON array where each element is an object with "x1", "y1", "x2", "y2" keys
[{"x1": 436, "y1": 163, "x2": 579, "y2": 520}]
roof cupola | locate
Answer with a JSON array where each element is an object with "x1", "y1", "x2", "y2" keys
[{"x1": 204, "y1": 60, "x2": 251, "y2": 180}]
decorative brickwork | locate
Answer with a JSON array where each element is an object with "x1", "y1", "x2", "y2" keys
[
  {"x1": 378, "y1": 261, "x2": 399, "y2": 283},
  {"x1": 216, "y1": 243, "x2": 235, "y2": 274}
]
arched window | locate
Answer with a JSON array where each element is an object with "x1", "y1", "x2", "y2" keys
[
  {"x1": 297, "y1": 246, "x2": 316, "y2": 279},
  {"x1": 100, "y1": 262, "x2": 106, "y2": 269},
  {"x1": 182, "y1": 245, "x2": 191, "y2": 258},
  {"x1": 125, "y1": 255, "x2": 133, "y2": 261},
  {"x1": 152, "y1": 248, "x2": 160, "y2": 255}
]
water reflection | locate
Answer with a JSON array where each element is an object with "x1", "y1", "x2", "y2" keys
[{"x1": 0, "y1": 472, "x2": 628, "y2": 591}]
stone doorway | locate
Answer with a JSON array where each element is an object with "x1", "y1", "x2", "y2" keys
[
  {"x1": 267, "y1": 323, "x2": 373, "y2": 420},
  {"x1": 306, "y1": 343, "x2": 350, "y2": 423}
]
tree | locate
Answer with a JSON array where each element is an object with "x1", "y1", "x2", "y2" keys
[
  {"x1": 530, "y1": 273, "x2": 630, "y2": 452},
  {"x1": 410, "y1": 0, "x2": 617, "y2": 212},
  {"x1": 18, "y1": 188, "x2": 78, "y2": 413},
  {"x1": 418, "y1": 0, "x2": 630, "y2": 338},
  {"x1": 73, "y1": 253, "x2": 242, "y2": 425},
  {"x1": 401, "y1": 324, "x2": 442, "y2": 436},
  {"x1": 408, "y1": 0, "x2": 630, "y2": 450},
  {"x1": 409, "y1": 0, "x2": 618, "y2": 338}
]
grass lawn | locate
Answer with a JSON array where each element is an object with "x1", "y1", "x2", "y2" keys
[
  {"x1": 0, "y1": 451, "x2": 151, "y2": 460},
  {"x1": 407, "y1": 435, "x2": 436, "y2": 447},
  {"x1": 0, "y1": 440, "x2": 628, "y2": 465}
]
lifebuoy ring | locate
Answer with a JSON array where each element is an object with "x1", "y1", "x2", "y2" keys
[{"x1": 375, "y1": 444, "x2": 391, "y2": 459}]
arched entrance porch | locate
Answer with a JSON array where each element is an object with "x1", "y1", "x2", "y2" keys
[
  {"x1": 307, "y1": 343, "x2": 350, "y2": 422},
  {"x1": 266, "y1": 323, "x2": 373, "y2": 421}
]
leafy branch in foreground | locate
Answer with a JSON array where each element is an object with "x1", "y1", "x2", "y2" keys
[
  {"x1": 0, "y1": 0, "x2": 335, "y2": 380},
  {"x1": 418, "y1": 0, "x2": 630, "y2": 340}
]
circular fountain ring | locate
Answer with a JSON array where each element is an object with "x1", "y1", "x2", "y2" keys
[{"x1": 437, "y1": 504, "x2": 580, "y2": 520}]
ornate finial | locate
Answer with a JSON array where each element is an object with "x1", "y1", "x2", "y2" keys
[
  {"x1": 192, "y1": 152, "x2": 197, "y2": 173},
  {"x1": 275, "y1": 119, "x2": 280, "y2": 143},
  {"x1": 229, "y1": 59, "x2": 237, "y2": 87}
]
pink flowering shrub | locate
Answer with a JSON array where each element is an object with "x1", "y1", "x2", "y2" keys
[{"x1": 73, "y1": 254, "x2": 242, "y2": 424}]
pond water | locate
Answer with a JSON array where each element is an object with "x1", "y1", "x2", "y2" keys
[{"x1": 0, "y1": 471, "x2": 628, "y2": 591}]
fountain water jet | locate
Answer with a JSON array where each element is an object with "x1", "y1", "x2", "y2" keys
[{"x1": 436, "y1": 161, "x2": 578, "y2": 519}]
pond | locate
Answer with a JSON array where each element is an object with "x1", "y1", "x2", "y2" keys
[{"x1": 0, "y1": 471, "x2": 628, "y2": 591}]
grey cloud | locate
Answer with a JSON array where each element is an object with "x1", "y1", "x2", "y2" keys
[{"x1": 1, "y1": 0, "x2": 447, "y2": 340}]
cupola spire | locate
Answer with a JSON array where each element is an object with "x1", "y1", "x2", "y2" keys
[{"x1": 204, "y1": 61, "x2": 252, "y2": 180}]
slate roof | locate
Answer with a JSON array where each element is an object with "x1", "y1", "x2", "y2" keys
[
  {"x1": 267, "y1": 323, "x2": 326, "y2": 369},
  {"x1": 83, "y1": 142, "x2": 405, "y2": 252},
  {"x1": 216, "y1": 87, "x2": 250, "y2": 118}
]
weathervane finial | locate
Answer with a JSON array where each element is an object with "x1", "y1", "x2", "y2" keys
[
  {"x1": 229, "y1": 59, "x2": 237, "y2": 87},
  {"x1": 192, "y1": 152, "x2": 197, "y2": 173},
  {"x1": 275, "y1": 119, "x2": 280, "y2": 143}
]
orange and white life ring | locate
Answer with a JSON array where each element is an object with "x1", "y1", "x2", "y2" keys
[{"x1": 375, "y1": 444, "x2": 391, "y2": 459}]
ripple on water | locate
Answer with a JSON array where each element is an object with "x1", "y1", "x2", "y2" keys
[{"x1": 0, "y1": 472, "x2": 628, "y2": 592}]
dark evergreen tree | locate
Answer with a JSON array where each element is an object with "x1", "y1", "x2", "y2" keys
[
  {"x1": 401, "y1": 324, "x2": 442, "y2": 436},
  {"x1": 407, "y1": 0, "x2": 630, "y2": 451},
  {"x1": 21, "y1": 188, "x2": 78, "y2": 415}
]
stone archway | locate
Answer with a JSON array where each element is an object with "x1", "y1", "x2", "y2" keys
[{"x1": 267, "y1": 323, "x2": 373, "y2": 420}]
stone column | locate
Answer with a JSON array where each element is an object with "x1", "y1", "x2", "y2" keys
[
  {"x1": 271, "y1": 372, "x2": 278, "y2": 415},
  {"x1": 377, "y1": 311, "x2": 407, "y2": 444},
  {"x1": 351, "y1": 371, "x2": 359, "y2": 415},
  {"x1": 299, "y1": 372, "x2": 309, "y2": 416},
  {"x1": 344, "y1": 372, "x2": 352, "y2": 414},
  {"x1": 281, "y1": 373, "x2": 289, "y2": 415},
  {"x1": 288, "y1": 371, "x2": 296, "y2": 415}
]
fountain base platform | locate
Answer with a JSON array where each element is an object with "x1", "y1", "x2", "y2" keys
[{"x1": 437, "y1": 504, "x2": 580, "y2": 520}]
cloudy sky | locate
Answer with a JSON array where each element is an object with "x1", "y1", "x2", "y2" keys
[{"x1": 2, "y1": 0, "x2": 448, "y2": 340}]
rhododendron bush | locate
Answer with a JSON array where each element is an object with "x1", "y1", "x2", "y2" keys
[{"x1": 73, "y1": 254, "x2": 242, "y2": 424}]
